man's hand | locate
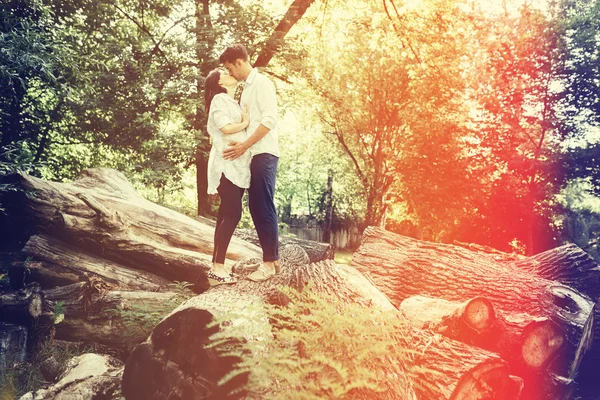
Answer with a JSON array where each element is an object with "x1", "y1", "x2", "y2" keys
[{"x1": 223, "y1": 140, "x2": 249, "y2": 160}]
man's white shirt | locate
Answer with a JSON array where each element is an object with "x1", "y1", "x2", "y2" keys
[{"x1": 240, "y1": 68, "x2": 280, "y2": 158}]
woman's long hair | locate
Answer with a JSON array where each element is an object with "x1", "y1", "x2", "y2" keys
[{"x1": 204, "y1": 69, "x2": 227, "y2": 115}]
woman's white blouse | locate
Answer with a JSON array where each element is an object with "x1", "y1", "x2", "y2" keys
[{"x1": 207, "y1": 93, "x2": 251, "y2": 194}]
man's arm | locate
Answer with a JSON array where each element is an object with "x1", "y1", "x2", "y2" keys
[{"x1": 223, "y1": 77, "x2": 277, "y2": 160}]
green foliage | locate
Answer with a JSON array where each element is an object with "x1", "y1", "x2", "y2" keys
[
  {"x1": 53, "y1": 301, "x2": 65, "y2": 325},
  {"x1": 208, "y1": 286, "x2": 419, "y2": 399},
  {"x1": 555, "y1": 0, "x2": 600, "y2": 135}
]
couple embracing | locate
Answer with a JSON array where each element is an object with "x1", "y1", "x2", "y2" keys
[{"x1": 204, "y1": 44, "x2": 280, "y2": 285}]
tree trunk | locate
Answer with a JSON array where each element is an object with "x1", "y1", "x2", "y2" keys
[
  {"x1": 194, "y1": 0, "x2": 213, "y2": 217},
  {"x1": 41, "y1": 281, "x2": 180, "y2": 353},
  {"x1": 123, "y1": 260, "x2": 523, "y2": 400},
  {"x1": 0, "y1": 169, "x2": 262, "y2": 291},
  {"x1": 351, "y1": 227, "x2": 595, "y2": 396},
  {"x1": 14, "y1": 234, "x2": 170, "y2": 291},
  {"x1": 323, "y1": 168, "x2": 333, "y2": 244}
]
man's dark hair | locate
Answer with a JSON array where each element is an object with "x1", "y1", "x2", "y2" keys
[{"x1": 219, "y1": 44, "x2": 249, "y2": 64}]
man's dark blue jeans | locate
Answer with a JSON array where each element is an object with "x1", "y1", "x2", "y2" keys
[{"x1": 249, "y1": 153, "x2": 279, "y2": 262}]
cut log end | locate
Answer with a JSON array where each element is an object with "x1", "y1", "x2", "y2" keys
[
  {"x1": 450, "y1": 359, "x2": 523, "y2": 400},
  {"x1": 28, "y1": 291, "x2": 43, "y2": 318},
  {"x1": 521, "y1": 320, "x2": 564, "y2": 369},
  {"x1": 463, "y1": 297, "x2": 495, "y2": 332}
]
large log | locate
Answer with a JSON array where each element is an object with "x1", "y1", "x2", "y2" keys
[
  {"x1": 0, "y1": 169, "x2": 262, "y2": 290},
  {"x1": 41, "y1": 281, "x2": 180, "y2": 353},
  {"x1": 508, "y1": 243, "x2": 600, "y2": 299},
  {"x1": 194, "y1": 216, "x2": 335, "y2": 264},
  {"x1": 400, "y1": 295, "x2": 577, "y2": 398},
  {"x1": 123, "y1": 260, "x2": 522, "y2": 400},
  {"x1": 13, "y1": 234, "x2": 170, "y2": 291},
  {"x1": 351, "y1": 227, "x2": 595, "y2": 397}
]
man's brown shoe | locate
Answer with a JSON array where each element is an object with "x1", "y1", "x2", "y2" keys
[{"x1": 247, "y1": 263, "x2": 277, "y2": 282}]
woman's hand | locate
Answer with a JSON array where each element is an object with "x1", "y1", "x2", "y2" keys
[{"x1": 241, "y1": 104, "x2": 250, "y2": 127}]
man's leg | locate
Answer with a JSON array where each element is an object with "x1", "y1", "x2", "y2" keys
[{"x1": 248, "y1": 154, "x2": 279, "y2": 262}]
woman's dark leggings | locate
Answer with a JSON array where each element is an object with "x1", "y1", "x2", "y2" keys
[{"x1": 212, "y1": 174, "x2": 245, "y2": 264}]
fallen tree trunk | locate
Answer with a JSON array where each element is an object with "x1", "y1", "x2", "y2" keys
[
  {"x1": 13, "y1": 234, "x2": 170, "y2": 291},
  {"x1": 123, "y1": 260, "x2": 522, "y2": 400},
  {"x1": 351, "y1": 227, "x2": 595, "y2": 396},
  {"x1": 400, "y1": 295, "x2": 577, "y2": 399},
  {"x1": 507, "y1": 243, "x2": 600, "y2": 389},
  {"x1": 0, "y1": 169, "x2": 262, "y2": 290},
  {"x1": 508, "y1": 243, "x2": 600, "y2": 296},
  {"x1": 0, "y1": 284, "x2": 43, "y2": 323},
  {"x1": 40, "y1": 281, "x2": 180, "y2": 353}
]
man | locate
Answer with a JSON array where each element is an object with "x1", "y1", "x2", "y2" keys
[{"x1": 220, "y1": 44, "x2": 280, "y2": 281}]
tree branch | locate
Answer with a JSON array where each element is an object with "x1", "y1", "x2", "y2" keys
[{"x1": 253, "y1": 0, "x2": 316, "y2": 68}]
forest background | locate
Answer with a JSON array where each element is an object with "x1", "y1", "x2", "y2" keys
[{"x1": 1, "y1": 0, "x2": 600, "y2": 260}]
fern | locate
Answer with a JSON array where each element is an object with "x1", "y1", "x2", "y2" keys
[{"x1": 208, "y1": 285, "x2": 418, "y2": 399}]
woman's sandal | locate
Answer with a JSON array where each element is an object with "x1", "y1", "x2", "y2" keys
[{"x1": 207, "y1": 270, "x2": 237, "y2": 286}]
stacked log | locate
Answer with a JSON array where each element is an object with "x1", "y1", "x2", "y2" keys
[
  {"x1": 0, "y1": 168, "x2": 349, "y2": 396},
  {"x1": 3, "y1": 169, "x2": 595, "y2": 398},
  {"x1": 352, "y1": 227, "x2": 596, "y2": 399},
  {"x1": 0, "y1": 168, "x2": 262, "y2": 291},
  {"x1": 0, "y1": 284, "x2": 43, "y2": 323},
  {"x1": 122, "y1": 260, "x2": 523, "y2": 400},
  {"x1": 508, "y1": 243, "x2": 600, "y2": 394}
]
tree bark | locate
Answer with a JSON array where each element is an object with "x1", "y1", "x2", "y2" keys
[
  {"x1": 123, "y1": 260, "x2": 523, "y2": 400},
  {"x1": 351, "y1": 227, "x2": 595, "y2": 395},
  {"x1": 14, "y1": 234, "x2": 170, "y2": 291},
  {"x1": 323, "y1": 168, "x2": 333, "y2": 244},
  {"x1": 0, "y1": 169, "x2": 262, "y2": 291},
  {"x1": 400, "y1": 295, "x2": 581, "y2": 399},
  {"x1": 41, "y1": 281, "x2": 180, "y2": 353}
]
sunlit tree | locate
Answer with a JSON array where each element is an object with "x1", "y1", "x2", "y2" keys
[{"x1": 466, "y1": 4, "x2": 563, "y2": 254}]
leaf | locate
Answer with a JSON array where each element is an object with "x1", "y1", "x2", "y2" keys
[{"x1": 54, "y1": 313, "x2": 64, "y2": 325}]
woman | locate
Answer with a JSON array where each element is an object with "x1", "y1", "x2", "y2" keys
[{"x1": 204, "y1": 68, "x2": 251, "y2": 285}]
